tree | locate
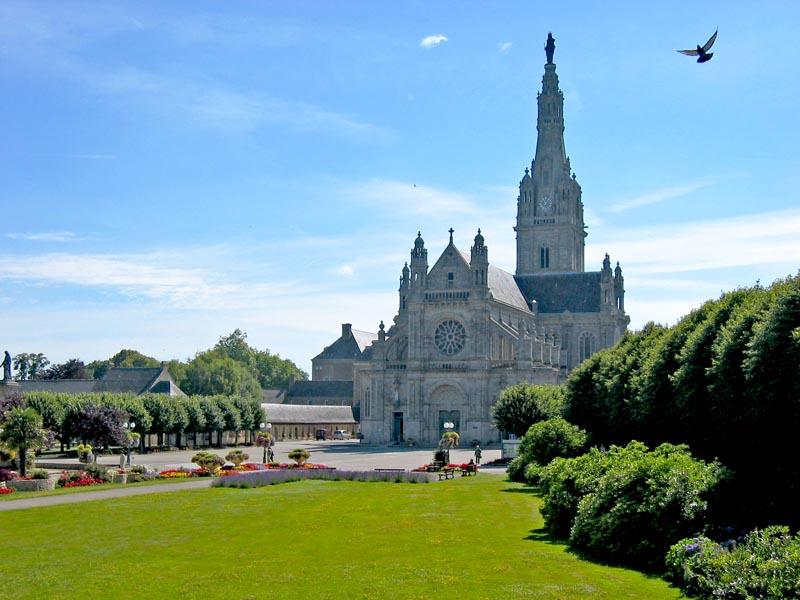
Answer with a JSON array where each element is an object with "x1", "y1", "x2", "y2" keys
[
  {"x1": 181, "y1": 354, "x2": 262, "y2": 401},
  {"x1": 492, "y1": 384, "x2": 565, "y2": 438},
  {"x1": 198, "y1": 397, "x2": 224, "y2": 447},
  {"x1": 183, "y1": 396, "x2": 207, "y2": 447},
  {"x1": 12, "y1": 353, "x2": 49, "y2": 380},
  {"x1": 42, "y1": 358, "x2": 87, "y2": 380},
  {"x1": 63, "y1": 404, "x2": 126, "y2": 451},
  {"x1": 0, "y1": 407, "x2": 51, "y2": 477}
]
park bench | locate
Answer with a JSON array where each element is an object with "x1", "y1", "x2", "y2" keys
[
  {"x1": 427, "y1": 461, "x2": 446, "y2": 472},
  {"x1": 460, "y1": 464, "x2": 478, "y2": 476},
  {"x1": 438, "y1": 468, "x2": 455, "y2": 480}
]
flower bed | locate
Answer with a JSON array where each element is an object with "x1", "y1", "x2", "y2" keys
[
  {"x1": 264, "y1": 462, "x2": 332, "y2": 470},
  {"x1": 57, "y1": 471, "x2": 106, "y2": 488},
  {"x1": 158, "y1": 468, "x2": 211, "y2": 479},
  {"x1": 0, "y1": 487, "x2": 13, "y2": 495},
  {"x1": 213, "y1": 469, "x2": 433, "y2": 489}
]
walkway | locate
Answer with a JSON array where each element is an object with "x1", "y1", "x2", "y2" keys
[{"x1": 0, "y1": 479, "x2": 213, "y2": 512}]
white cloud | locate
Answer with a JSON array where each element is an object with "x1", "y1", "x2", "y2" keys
[
  {"x1": 608, "y1": 180, "x2": 713, "y2": 213},
  {"x1": 7, "y1": 231, "x2": 86, "y2": 242},
  {"x1": 336, "y1": 264, "x2": 355, "y2": 276},
  {"x1": 499, "y1": 42, "x2": 512, "y2": 53},
  {"x1": 591, "y1": 207, "x2": 800, "y2": 275},
  {"x1": 341, "y1": 178, "x2": 478, "y2": 217},
  {"x1": 420, "y1": 34, "x2": 447, "y2": 49}
]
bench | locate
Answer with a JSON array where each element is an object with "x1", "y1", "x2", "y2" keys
[
  {"x1": 427, "y1": 461, "x2": 446, "y2": 473},
  {"x1": 460, "y1": 466, "x2": 477, "y2": 476},
  {"x1": 438, "y1": 468, "x2": 455, "y2": 480},
  {"x1": 374, "y1": 468, "x2": 406, "y2": 472}
]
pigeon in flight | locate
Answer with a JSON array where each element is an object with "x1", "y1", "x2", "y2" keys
[{"x1": 677, "y1": 29, "x2": 718, "y2": 63}]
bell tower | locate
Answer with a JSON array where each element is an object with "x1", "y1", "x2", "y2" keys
[{"x1": 516, "y1": 33, "x2": 586, "y2": 275}]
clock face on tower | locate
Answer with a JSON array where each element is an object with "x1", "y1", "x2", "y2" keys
[{"x1": 538, "y1": 195, "x2": 553, "y2": 215}]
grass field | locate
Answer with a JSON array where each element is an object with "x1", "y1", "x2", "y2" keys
[{"x1": 0, "y1": 476, "x2": 682, "y2": 599}]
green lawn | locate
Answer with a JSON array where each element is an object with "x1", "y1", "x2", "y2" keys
[{"x1": 0, "y1": 476, "x2": 682, "y2": 599}]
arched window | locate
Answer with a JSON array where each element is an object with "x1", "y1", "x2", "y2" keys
[{"x1": 579, "y1": 332, "x2": 595, "y2": 362}]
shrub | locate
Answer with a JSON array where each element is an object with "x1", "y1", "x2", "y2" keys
[
  {"x1": 509, "y1": 418, "x2": 588, "y2": 483},
  {"x1": 75, "y1": 444, "x2": 93, "y2": 463},
  {"x1": 191, "y1": 451, "x2": 225, "y2": 474},
  {"x1": 83, "y1": 463, "x2": 111, "y2": 482},
  {"x1": 0, "y1": 487, "x2": 13, "y2": 495},
  {"x1": 29, "y1": 469, "x2": 49, "y2": 480},
  {"x1": 567, "y1": 442, "x2": 727, "y2": 569},
  {"x1": 439, "y1": 431, "x2": 460, "y2": 448},
  {"x1": 225, "y1": 450, "x2": 249, "y2": 466},
  {"x1": 538, "y1": 446, "x2": 616, "y2": 537},
  {"x1": 506, "y1": 455, "x2": 527, "y2": 483},
  {"x1": 666, "y1": 526, "x2": 800, "y2": 599},
  {"x1": 0, "y1": 468, "x2": 16, "y2": 482},
  {"x1": 287, "y1": 448, "x2": 310, "y2": 466}
]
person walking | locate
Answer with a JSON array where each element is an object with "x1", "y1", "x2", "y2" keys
[{"x1": 474, "y1": 444, "x2": 482, "y2": 466}]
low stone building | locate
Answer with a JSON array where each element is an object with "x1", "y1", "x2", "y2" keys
[
  {"x1": 261, "y1": 403, "x2": 357, "y2": 441},
  {"x1": 16, "y1": 364, "x2": 186, "y2": 396}
]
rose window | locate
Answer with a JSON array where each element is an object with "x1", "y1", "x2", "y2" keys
[{"x1": 434, "y1": 320, "x2": 466, "y2": 356}]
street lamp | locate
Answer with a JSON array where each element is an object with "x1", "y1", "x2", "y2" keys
[
  {"x1": 123, "y1": 422, "x2": 136, "y2": 467},
  {"x1": 259, "y1": 422, "x2": 273, "y2": 464}
]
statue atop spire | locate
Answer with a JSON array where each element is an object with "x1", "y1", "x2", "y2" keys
[{"x1": 545, "y1": 32, "x2": 555, "y2": 64}]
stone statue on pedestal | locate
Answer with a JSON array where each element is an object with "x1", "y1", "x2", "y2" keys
[
  {"x1": 545, "y1": 32, "x2": 555, "y2": 64},
  {"x1": 1, "y1": 351, "x2": 11, "y2": 381}
]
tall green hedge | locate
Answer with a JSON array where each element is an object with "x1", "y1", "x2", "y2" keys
[{"x1": 563, "y1": 274, "x2": 800, "y2": 526}]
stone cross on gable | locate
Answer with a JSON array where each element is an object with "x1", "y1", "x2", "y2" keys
[{"x1": 448, "y1": 228, "x2": 454, "y2": 243}]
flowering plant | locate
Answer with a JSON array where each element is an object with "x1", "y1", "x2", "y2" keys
[{"x1": 0, "y1": 487, "x2": 13, "y2": 495}]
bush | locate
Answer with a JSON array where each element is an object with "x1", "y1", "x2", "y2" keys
[
  {"x1": 288, "y1": 448, "x2": 310, "y2": 466},
  {"x1": 0, "y1": 468, "x2": 16, "y2": 482},
  {"x1": 492, "y1": 384, "x2": 566, "y2": 437},
  {"x1": 666, "y1": 526, "x2": 800, "y2": 599},
  {"x1": 555, "y1": 442, "x2": 727, "y2": 569},
  {"x1": 29, "y1": 469, "x2": 49, "y2": 480},
  {"x1": 83, "y1": 463, "x2": 111, "y2": 482},
  {"x1": 191, "y1": 451, "x2": 225, "y2": 474},
  {"x1": 225, "y1": 450, "x2": 249, "y2": 466},
  {"x1": 506, "y1": 418, "x2": 587, "y2": 484},
  {"x1": 506, "y1": 455, "x2": 527, "y2": 483},
  {"x1": 538, "y1": 447, "x2": 615, "y2": 537}
]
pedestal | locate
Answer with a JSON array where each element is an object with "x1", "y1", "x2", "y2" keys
[{"x1": 0, "y1": 380, "x2": 21, "y2": 401}]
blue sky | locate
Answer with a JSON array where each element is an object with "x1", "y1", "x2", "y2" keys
[{"x1": 2, "y1": 1, "x2": 799, "y2": 372}]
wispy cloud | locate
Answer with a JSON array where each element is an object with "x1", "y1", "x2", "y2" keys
[
  {"x1": 590, "y1": 207, "x2": 800, "y2": 274},
  {"x1": 7, "y1": 231, "x2": 87, "y2": 242},
  {"x1": 499, "y1": 42, "x2": 512, "y2": 53},
  {"x1": 335, "y1": 264, "x2": 355, "y2": 276},
  {"x1": 609, "y1": 180, "x2": 713, "y2": 213},
  {"x1": 341, "y1": 179, "x2": 478, "y2": 217},
  {"x1": 420, "y1": 34, "x2": 448, "y2": 49}
]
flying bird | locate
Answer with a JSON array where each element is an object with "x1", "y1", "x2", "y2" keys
[{"x1": 677, "y1": 29, "x2": 718, "y2": 63}]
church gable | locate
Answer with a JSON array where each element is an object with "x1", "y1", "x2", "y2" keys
[{"x1": 426, "y1": 242, "x2": 471, "y2": 290}]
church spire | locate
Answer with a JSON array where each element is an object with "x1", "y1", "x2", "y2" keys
[{"x1": 515, "y1": 33, "x2": 586, "y2": 276}]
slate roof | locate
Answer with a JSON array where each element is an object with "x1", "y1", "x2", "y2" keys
[
  {"x1": 261, "y1": 403, "x2": 357, "y2": 424},
  {"x1": 285, "y1": 380, "x2": 354, "y2": 399},
  {"x1": 456, "y1": 250, "x2": 530, "y2": 312},
  {"x1": 93, "y1": 367, "x2": 164, "y2": 394},
  {"x1": 17, "y1": 379, "x2": 98, "y2": 394},
  {"x1": 488, "y1": 265, "x2": 531, "y2": 311},
  {"x1": 314, "y1": 330, "x2": 377, "y2": 360},
  {"x1": 514, "y1": 272, "x2": 602, "y2": 313}
]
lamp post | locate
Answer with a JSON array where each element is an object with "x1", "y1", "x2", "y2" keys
[
  {"x1": 443, "y1": 421, "x2": 455, "y2": 464},
  {"x1": 259, "y1": 422, "x2": 273, "y2": 464},
  {"x1": 123, "y1": 422, "x2": 136, "y2": 467}
]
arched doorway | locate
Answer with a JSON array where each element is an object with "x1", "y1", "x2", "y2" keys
[{"x1": 428, "y1": 384, "x2": 466, "y2": 444}]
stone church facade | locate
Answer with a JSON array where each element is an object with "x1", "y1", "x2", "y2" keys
[{"x1": 351, "y1": 35, "x2": 629, "y2": 445}]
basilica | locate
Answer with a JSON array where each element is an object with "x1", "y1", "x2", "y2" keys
[{"x1": 297, "y1": 34, "x2": 629, "y2": 446}]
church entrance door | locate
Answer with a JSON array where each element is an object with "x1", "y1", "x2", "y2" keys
[{"x1": 392, "y1": 412, "x2": 404, "y2": 443}]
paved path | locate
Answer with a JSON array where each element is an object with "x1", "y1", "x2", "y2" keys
[
  {"x1": 37, "y1": 440, "x2": 503, "y2": 472},
  {"x1": 14, "y1": 443, "x2": 507, "y2": 512},
  {"x1": 0, "y1": 479, "x2": 213, "y2": 512}
]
